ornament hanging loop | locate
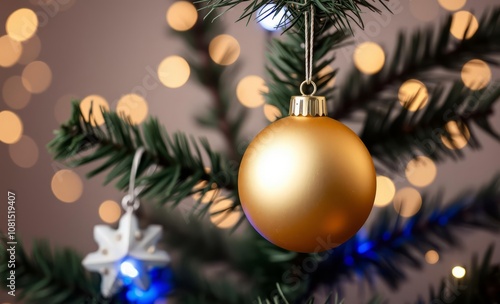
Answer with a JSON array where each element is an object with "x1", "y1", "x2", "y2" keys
[
  {"x1": 122, "y1": 147, "x2": 156, "y2": 212},
  {"x1": 303, "y1": 4, "x2": 314, "y2": 86},
  {"x1": 300, "y1": 80, "x2": 317, "y2": 96}
]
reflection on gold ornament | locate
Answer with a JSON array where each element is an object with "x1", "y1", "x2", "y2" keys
[
  {"x1": 8, "y1": 135, "x2": 39, "y2": 168},
  {"x1": 209, "y1": 198, "x2": 242, "y2": 229},
  {"x1": 0, "y1": 111, "x2": 23, "y2": 144},
  {"x1": 441, "y1": 120, "x2": 470, "y2": 150},
  {"x1": 3, "y1": 76, "x2": 31, "y2": 110},
  {"x1": 18, "y1": 34, "x2": 41, "y2": 65},
  {"x1": 398, "y1": 79, "x2": 429, "y2": 111},
  {"x1": 393, "y1": 187, "x2": 422, "y2": 218},
  {"x1": 438, "y1": 0, "x2": 466, "y2": 11},
  {"x1": 236, "y1": 75, "x2": 268, "y2": 108},
  {"x1": 450, "y1": 11, "x2": 478, "y2": 40},
  {"x1": 461, "y1": 59, "x2": 491, "y2": 90},
  {"x1": 166, "y1": 1, "x2": 198, "y2": 31},
  {"x1": 99, "y1": 200, "x2": 122, "y2": 224},
  {"x1": 405, "y1": 156, "x2": 437, "y2": 188},
  {"x1": 425, "y1": 250, "x2": 439, "y2": 264},
  {"x1": 209, "y1": 34, "x2": 241, "y2": 66},
  {"x1": 22, "y1": 61, "x2": 53, "y2": 94},
  {"x1": 0, "y1": 35, "x2": 23, "y2": 67},
  {"x1": 353, "y1": 42, "x2": 385, "y2": 75},
  {"x1": 51, "y1": 169, "x2": 83, "y2": 203},
  {"x1": 263, "y1": 104, "x2": 282, "y2": 122},
  {"x1": 80, "y1": 95, "x2": 110, "y2": 126},
  {"x1": 239, "y1": 98, "x2": 376, "y2": 252},
  {"x1": 158, "y1": 56, "x2": 190, "y2": 88},
  {"x1": 6, "y1": 8, "x2": 38, "y2": 42},
  {"x1": 374, "y1": 176, "x2": 396, "y2": 207},
  {"x1": 117, "y1": 94, "x2": 148, "y2": 125}
]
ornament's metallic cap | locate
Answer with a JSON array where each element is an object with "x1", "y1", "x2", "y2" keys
[{"x1": 289, "y1": 95, "x2": 328, "y2": 117}]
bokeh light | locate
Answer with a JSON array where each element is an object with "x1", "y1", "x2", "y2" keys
[
  {"x1": 158, "y1": 56, "x2": 190, "y2": 88},
  {"x1": 425, "y1": 250, "x2": 440, "y2": 264},
  {"x1": 209, "y1": 198, "x2": 242, "y2": 229},
  {"x1": 452, "y1": 266, "x2": 466, "y2": 278},
  {"x1": 263, "y1": 104, "x2": 282, "y2": 122},
  {"x1": 318, "y1": 65, "x2": 336, "y2": 88},
  {"x1": 258, "y1": 4, "x2": 287, "y2": 31},
  {"x1": 374, "y1": 175, "x2": 396, "y2": 207},
  {"x1": 398, "y1": 79, "x2": 429, "y2": 111},
  {"x1": 166, "y1": 1, "x2": 198, "y2": 31},
  {"x1": 22, "y1": 61, "x2": 52, "y2": 94},
  {"x1": 6, "y1": 8, "x2": 38, "y2": 42},
  {"x1": 80, "y1": 95, "x2": 109, "y2": 126},
  {"x1": 236, "y1": 75, "x2": 268, "y2": 108},
  {"x1": 8, "y1": 135, "x2": 38, "y2": 168},
  {"x1": 99, "y1": 200, "x2": 122, "y2": 223},
  {"x1": 410, "y1": 0, "x2": 439, "y2": 22},
  {"x1": 0, "y1": 35, "x2": 23, "y2": 67},
  {"x1": 450, "y1": 11, "x2": 478, "y2": 40},
  {"x1": 3, "y1": 76, "x2": 31, "y2": 109},
  {"x1": 441, "y1": 120, "x2": 470, "y2": 150},
  {"x1": 0, "y1": 111, "x2": 23, "y2": 144},
  {"x1": 405, "y1": 156, "x2": 437, "y2": 188},
  {"x1": 192, "y1": 181, "x2": 220, "y2": 204},
  {"x1": 18, "y1": 34, "x2": 41, "y2": 64},
  {"x1": 461, "y1": 59, "x2": 491, "y2": 90},
  {"x1": 393, "y1": 187, "x2": 422, "y2": 218},
  {"x1": 51, "y1": 169, "x2": 83, "y2": 203},
  {"x1": 438, "y1": 0, "x2": 466, "y2": 11},
  {"x1": 353, "y1": 42, "x2": 385, "y2": 75},
  {"x1": 117, "y1": 94, "x2": 148, "y2": 125},
  {"x1": 209, "y1": 34, "x2": 241, "y2": 66},
  {"x1": 54, "y1": 94, "x2": 79, "y2": 124}
]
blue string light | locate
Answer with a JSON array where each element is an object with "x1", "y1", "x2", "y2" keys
[{"x1": 123, "y1": 267, "x2": 173, "y2": 304}]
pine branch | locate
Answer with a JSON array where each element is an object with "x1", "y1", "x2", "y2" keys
[
  {"x1": 47, "y1": 102, "x2": 238, "y2": 208},
  {"x1": 0, "y1": 238, "x2": 104, "y2": 304},
  {"x1": 361, "y1": 81, "x2": 500, "y2": 170},
  {"x1": 172, "y1": 2, "x2": 247, "y2": 160},
  {"x1": 333, "y1": 7, "x2": 500, "y2": 119},
  {"x1": 417, "y1": 244, "x2": 500, "y2": 303},
  {"x1": 198, "y1": 0, "x2": 390, "y2": 33},
  {"x1": 297, "y1": 175, "x2": 500, "y2": 297}
]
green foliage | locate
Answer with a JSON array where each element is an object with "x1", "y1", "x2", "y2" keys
[
  {"x1": 0, "y1": 238, "x2": 102, "y2": 304},
  {"x1": 198, "y1": 0, "x2": 390, "y2": 33}
]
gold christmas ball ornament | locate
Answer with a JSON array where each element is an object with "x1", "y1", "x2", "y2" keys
[{"x1": 238, "y1": 93, "x2": 376, "y2": 253}]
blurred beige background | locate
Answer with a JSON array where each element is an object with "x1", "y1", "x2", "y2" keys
[{"x1": 1, "y1": 0, "x2": 500, "y2": 303}]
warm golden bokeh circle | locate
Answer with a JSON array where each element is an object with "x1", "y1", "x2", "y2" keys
[
  {"x1": 353, "y1": 42, "x2": 385, "y2": 75},
  {"x1": 99, "y1": 200, "x2": 122, "y2": 223},
  {"x1": 6, "y1": 8, "x2": 39, "y2": 42},
  {"x1": 18, "y1": 34, "x2": 41, "y2": 64},
  {"x1": 393, "y1": 187, "x2": 422, "y2": 217},
  {"x1": 441, "y1": 120, "x2": 470, "y2": 150},
  {"x1": 22, "y1": 61, "x2": 53, "y2": 94},
  {"x1": 398, "y1": 79, "x2": 429, "y2": 111},
  {"x1": 166, "y1": 1, "x2": 198, "y2": 31},
  {"x1": 318, "y1": 65, "x2": 336, "y2": 88},
  {"x1": 3, "y1": 76, "x2": 31, "y2": 110},
  {"x1": 209, "y1": 199, "x2": 242, "y2": 229},
  {"x1": 158, "y1": 56, "x2": 190, "y2": 88},
  {"x1": 452, "y1": 266, "x2": 466, "y2": 278},
  {"x1": 236, "y1": 75, "x2": 268, "y2": 108},
  {"x1": 0, "y1": 35, "x2": 23, "y2": 67},
  {"x1": 263, "y1": 104, "x2": 282, "y2": 122},
  {"x1": 117, "y1": 94, "x2": 149, "y2": 125},
  {"x1": 405, "y1": 156, "x2": 437, "y2": 188},
  {"x1": 80, "y1": 95, "x2": 110, "y2": 126},
  {"x1": 425, "y1": 250, "x2": 440, "y2": 264},
  {"x1": 450, "y1": 11, "x2": 478, "y2": 40},
  {"x1": 51, "y1": 169, "x2": 84, "y2": 203},
  {"x1": 461, "y1": 59, "x2": 491, "y2": 90},
  {"x1": 8, "y1": 135, "x2": 39, "y2": 168},
  {"x1": 374, "y1": 175, "x2": 396, "y2": 207},
  {"x1": 0, "y1": 111, "x2": 23, "y2": 144},
  {"x1": 209, "y1": 34, "x2": 241, "y2": 66},
  {"x1": 438, "y1": 0, "x2": 466, "y2": 11}
]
